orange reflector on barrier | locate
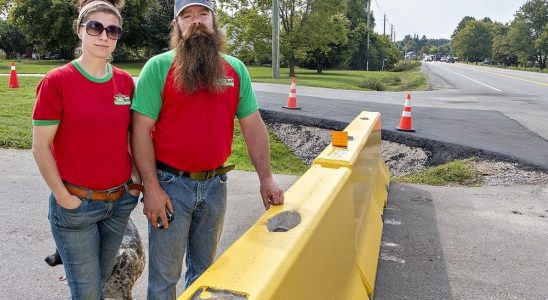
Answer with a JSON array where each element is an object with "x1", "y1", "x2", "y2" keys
[{"x1": 332, "y1": 131, "x2": 348, "y2": 148}]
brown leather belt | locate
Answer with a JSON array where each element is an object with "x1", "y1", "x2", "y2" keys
[
  {"x1": 64, "y1": 180, "x2": 145, "y2": 202},
  {"x1": 156, "y1": 161, "x2": 235, "y2": 181}
]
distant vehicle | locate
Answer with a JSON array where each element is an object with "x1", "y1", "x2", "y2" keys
[
  {"x1": 447, "y1": 57, "x2": 455, "y2": 63},
  {"x1": 440, "y1": 56, "x2": 448, "y2": 62},
  {"x1": 45, "y1": 52, "x2": 62, "y2": 60},
  {"x1": 434, "y1": 53, "x2": 443, "y2": 61},
  {"x1": 480, "y1": 58, "x2": 491, "y2": 65},
  {"x1": 405, "y1": 51, "x2": 417, "y2": 60}
]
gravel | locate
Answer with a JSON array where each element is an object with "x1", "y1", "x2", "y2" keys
[{"x1": 267, "y1": 123, "x2": 548, "y2": 186}]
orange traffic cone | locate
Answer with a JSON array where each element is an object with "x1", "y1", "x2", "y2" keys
[
  {"x1": 9, "y1": 61, "x2": 19, "y2": 88},
  {"x1": 283, "y1": 77, "x2": 301, "y2": 110},
  {"x1": 396, "y1": 94, "x2": 415, "y2": 132}
]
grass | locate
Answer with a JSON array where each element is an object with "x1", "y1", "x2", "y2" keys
[
  {"x1": 0, "y1": 59, "x2": 145, "y2": 76},
  {"x1": 0, "y1": 77, "x2": 39, "y2": 148},
  {"x1": 1, "y1": 60, "x2": 428, "y2": 91},
  {"x1": 227, "y1": 121, "x2": 308, "y2": 175},
  {"x1": 0, "y1": 77, "x2": 308, "y2": 175},
  {"x1": 247, "y1": 66, "x2": 428, "y2": 91},
  {"x1": 392, "y1": 159, "x2": 483, "y2": 186}
]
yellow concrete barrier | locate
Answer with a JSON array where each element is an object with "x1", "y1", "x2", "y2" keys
[
  {"x1": 178, "y1": 111, "x2": 390, "y2": 300},
  {"x1": 313, "y1": 111, "x2": 390, "y2": 295},
  {"x1": 179, "y1": 166, "x2": 369, "y2": 299}
]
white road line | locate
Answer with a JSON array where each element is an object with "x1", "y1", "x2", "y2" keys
[
  {"x1": 380, "y1": 252, "x2": 406, "y2": 264},
  {"x1": 382, "y1": 242, "x2": 401, "y2": 248},
  {"x1": 436, "y1": 64, "x2": 503, "y2": 92},
  {"x1": 384, "y1": 219, "x2": 401, "y2": 225}
]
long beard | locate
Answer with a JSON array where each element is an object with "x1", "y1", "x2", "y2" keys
[{"x1": 171, "y1": 23, "x2": 226, "y2": 94}]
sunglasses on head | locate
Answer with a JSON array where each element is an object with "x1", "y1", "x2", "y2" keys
[{"x1": 80, "y1": 20, "x2": 122, "y2": 40}]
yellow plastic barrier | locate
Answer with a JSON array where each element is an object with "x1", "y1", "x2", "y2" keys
[
  {"x1": 313, "y1": 111, "x2": 390, "y2": 295},
  {"x1": 178, "y1": 111, "x2": 390, "y2": 300},
  {"x1": 179, "y1": 166, "x2": 369, "y2": 300}
]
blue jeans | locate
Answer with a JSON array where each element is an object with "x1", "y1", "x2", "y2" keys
[
  {"x1": 147, "y1": 170, "x2": 228, "y2": 300},
  {"x1": 49, "y1": 191, "x2": 139, "y2": 300}
]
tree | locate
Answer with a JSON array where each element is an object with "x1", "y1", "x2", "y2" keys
[
  {"x1": 0, "y1": 18, "x2": 26, "y2": 57},
  {"x1": 278, "y1": 0, "x2": 348, "y2": 76},
  {"x1": 115, "y1": 0, "x2": 148, "y2": 57},
  {"x1": 452, "y1": 20, "x2": 493, "y2": 63},
  {"x1": 451, "y1": 16, "x2": 476, "y2": 39},
  {"x1": 492, "y1": 24, "x2": 518, "y2": 66},
  {"x1": 142, "y1": 0, "x2": 173, "y2": 57},
  {"x1": 514, "y1": 0, "x2": 547, "y2": 68},
  {"x1": 506, "y1": 19, "x2": 536, "y2": 67},
  {"x1": 9, "y1": 0, "x2": 78, "y2": 59},
  {"x1": 217, "y1": 0, "x2": 272, "y2": 64}
]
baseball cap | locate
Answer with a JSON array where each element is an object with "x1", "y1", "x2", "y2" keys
[{"x1": 174, "y1": 0, "x2": 214, "y2": 18}]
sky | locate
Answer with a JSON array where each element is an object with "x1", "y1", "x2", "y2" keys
[{"x1": 372, "y1": 0, "x2": 527, "y2": 40}]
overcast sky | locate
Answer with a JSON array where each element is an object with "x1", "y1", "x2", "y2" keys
[{"x1": 372, "y1": 0, "x2": 526, "y2": 40}]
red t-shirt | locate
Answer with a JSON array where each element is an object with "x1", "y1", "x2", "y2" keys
[
  {"x1": 131, "y1": 51, "x2": 259, "y2": 172},
  {"x1": 32, "y1": 61, "x2": 135, "y2": 190}
]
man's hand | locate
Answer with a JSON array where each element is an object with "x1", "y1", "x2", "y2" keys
[
  {"x1": 143, "y1": 185, "x2": 173, "y2": 229},
  {"x1": 260, "y1": 177, "x2": 284, "y2": 210}
]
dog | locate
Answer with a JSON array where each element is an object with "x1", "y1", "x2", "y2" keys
[{"x1": 45, "y1": 218, "x2": 145, "y2": 300}]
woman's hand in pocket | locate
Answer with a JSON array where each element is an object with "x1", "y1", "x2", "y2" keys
[{"x1": 57, "y1": 194, "x2": 82, "y2": 210}]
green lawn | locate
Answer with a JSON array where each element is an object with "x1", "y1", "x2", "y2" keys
[
  {"x1": 0, "y1": 77, "x2": 38, "y2": 148},
  {"x1": 0, "y1": 77, "x2": 308, "y2": 175},
  {"x1": 248, "y1": 66, "x2": 428, "y2": 91},
  {"x1": 1, "y1": 59, "x2": 428, "y2": 91}
]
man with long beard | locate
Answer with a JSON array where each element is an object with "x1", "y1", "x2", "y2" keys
[{"x1": 130, "y1": 0, "x2": 284, "y2": 299}]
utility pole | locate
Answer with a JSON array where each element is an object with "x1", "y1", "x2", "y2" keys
[
  {"x1": 366, "y1": 0, "x2": 371, "y2": 71},
  {"x1": 272, "y1": 0, "x2": 280, "y2": 79},
  {"x1": 390, "y1": 24, "x2": 393, "y2": 41},
  {"x1": 383, "y1": 13, "x2": 386, "y2": 36}
]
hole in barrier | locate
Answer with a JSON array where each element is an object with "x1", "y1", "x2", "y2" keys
[
  {"x1": 267, "y1": 211, "x2": 301, "y2": 232},
  {"x1": 360, "y1": 117, "x2": 370, "y2": 120},
  {"x1": 190, "y1": 287, "x2": 248, "y2": 299}
]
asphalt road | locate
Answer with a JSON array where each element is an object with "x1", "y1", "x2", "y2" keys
[{"x1": 254, "y1": 63, "x2": 548, "y2": 170}]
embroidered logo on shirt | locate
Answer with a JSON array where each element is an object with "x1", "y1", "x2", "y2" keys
[
  {"x1": 217, "y1": 78, "x2": 234, "y2": 87},
  {"x1": 114, "y1": 94, "x2": 131, "y2": 105}
]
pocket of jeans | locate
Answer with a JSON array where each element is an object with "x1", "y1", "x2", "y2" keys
[
  {"x1": 157, "y1": 170, "x2": 176, "y2": 184},
  {"x1": 55, "y1": 199, "x2": 93, "y2": 229},
  {"x1": 57, "y1": 198, "x2": 84, "y2": 212}
]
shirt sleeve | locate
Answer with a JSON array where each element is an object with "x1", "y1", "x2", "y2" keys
[
  {"x1": 223, "y1": 54, "x2": 259, "y2": 119},
  {"x1": 32, "y1": 75, "x2": 62, "y2": 126},
  {"x1": 131, "y1": 54, "x2": 171, "y2": 121}
]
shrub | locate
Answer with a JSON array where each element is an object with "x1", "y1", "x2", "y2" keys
[
  {"x1": 360, "y1": 78, "x2": 385, "y2": 91},
  {"x1": 392, "y1": 60, "x2": 421, "y2": 72}
]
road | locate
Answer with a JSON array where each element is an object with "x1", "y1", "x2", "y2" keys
[
  {"x1": 254, "y1": 63, "x2": 548, "y2": 170},
  {"x1": 423, "y1": 61, "x2": 548, "y2": 141}
]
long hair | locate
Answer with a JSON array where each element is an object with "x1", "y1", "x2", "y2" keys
[{"x1": 169, "y1": 19, "x2": 227, "y2": 94}]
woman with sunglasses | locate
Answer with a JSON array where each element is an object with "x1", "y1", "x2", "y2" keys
[{"x1": 32, "y1": 0, "x2": 141, "y2": 298}]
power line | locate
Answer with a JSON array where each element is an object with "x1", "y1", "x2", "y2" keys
[{"x1": 373, "y1": 0, "x2": 383, "y2": 16}]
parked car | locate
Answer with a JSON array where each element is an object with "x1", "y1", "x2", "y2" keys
[
  {"x1": 45, "y1": 52, "x2": 62, "y2": 60},
  {"x1": 447, "y1": 57, "x2": 455, "y2": 63}
]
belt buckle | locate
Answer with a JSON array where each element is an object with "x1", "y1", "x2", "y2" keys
[
  {"x1": 105, "y1": 190, "x2": 115, "y2": 202},
  {"x1": 105, "y1": 186, "x2": 122, "y2": 202}
]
